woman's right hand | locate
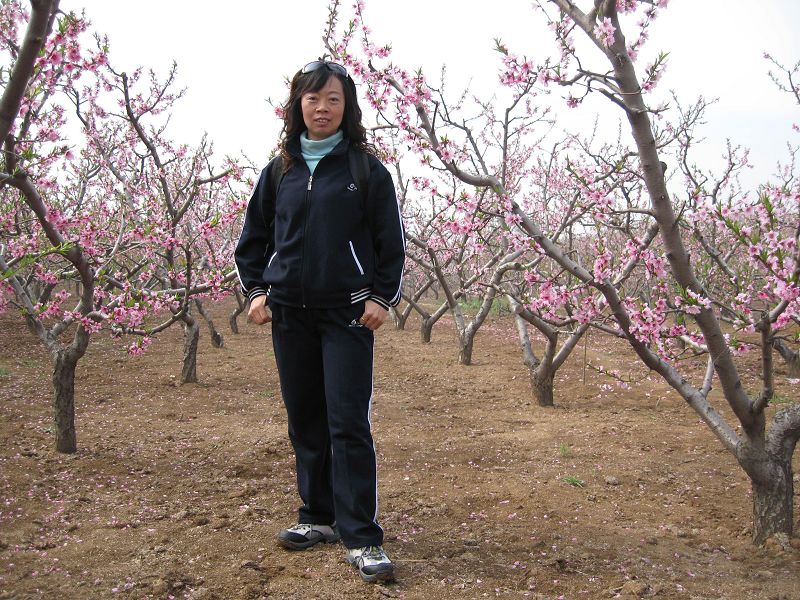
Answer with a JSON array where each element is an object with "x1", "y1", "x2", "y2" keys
[{"x1": 248, "y1": 295, "x2": 272, "y2": 325}]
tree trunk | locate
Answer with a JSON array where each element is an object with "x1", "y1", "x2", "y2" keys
[
  {"x1": 195, "y1": 299, "x2": 223, "y2": 348},
  {"x1": 391, "y1": 306, "x2": 408, "y2": 330},
  {"x1": 509, "y1": 297, "x2": 566, "y2": 408},
  {"x1": 0, "y1": 0, "x2": 59, "y2": 143},
  {"x1": 531, "y1": 368, "x2": 555, "y2": 407},
  {"x1": 748, "y1": 403, "x2": 800, "y2": 543},
  {"x1": 229, "y1": 290, "x2": 245, "y2": 334},
  {"x1": 52, "y1": 350, "x2": 78, "y2": 453},
  {"x1": 229, "y1": 311, "x2": 240, "y2": 335},
  {"x1": 458, "y1": 334, "x2": 474, "y2": 366},
  {"x1": 748, "y1": 458, "x2": 793, "y2": 545},
  {"x1": 420, "y1": 317, "x2": 434, "y2": 343},
  {"x1": 181, "y1": 317, "x2": 200, "y2": 384},
  {"x1": 787, "y1": 354, "x2": 800, "y2": 379},
  {"x1": 773, "y1": 339, "x2": 800, "y2": 378}
]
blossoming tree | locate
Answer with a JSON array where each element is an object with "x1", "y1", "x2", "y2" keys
[
  {"x1": 0, "y1": 2, "x2": 245, "y2": 452},
  {"x1": 325, "y1": 0, "x2": 799, "y2": 544},
  {"x1": 1, "y1": 0, "x2": 98, "y2": 454},
  {"x1": 71, "y1": 57, "x2": 246, "y2": 382},
  {"x1": 324, "y1": 2, "x2": 662, "y2": 401}
]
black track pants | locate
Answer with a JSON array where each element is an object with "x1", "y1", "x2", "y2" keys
[{"x1": 269, "y1": 301, "x2": 384, "y2": 549}]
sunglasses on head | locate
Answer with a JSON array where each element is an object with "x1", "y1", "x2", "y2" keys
[{"x1": 301, "y1": 60, "x2": 349, "y2": 78}]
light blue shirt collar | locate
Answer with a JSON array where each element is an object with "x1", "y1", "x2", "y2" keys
[{"x1": 300, "y1": 130, "x2": 344, "y2": 174}]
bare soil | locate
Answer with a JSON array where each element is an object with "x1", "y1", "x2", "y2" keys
[{"x1": 0, "y1": 298, "x2": 798, "y2": 600}]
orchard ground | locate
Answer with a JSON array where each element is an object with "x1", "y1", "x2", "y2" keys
[{"x1": 0, "y1": 298, "x2": 798, "y2": 600}]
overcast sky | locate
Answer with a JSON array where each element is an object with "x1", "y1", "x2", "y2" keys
[{"x1": 72, "y1": 1, "x2": 800, "y2": 189}]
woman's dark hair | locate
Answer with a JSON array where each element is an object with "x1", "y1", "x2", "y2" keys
[{"x1": 278, "y1": 66, "x2": 376, "y2": 171}]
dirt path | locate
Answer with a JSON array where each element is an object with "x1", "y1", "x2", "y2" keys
[{"x1": 0, "y1": 299, "x2": 798, "y2": 599}]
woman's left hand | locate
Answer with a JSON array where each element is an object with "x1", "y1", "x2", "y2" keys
[{"x1": 359, "y1": 300, "x2": 389, "y2": 331}]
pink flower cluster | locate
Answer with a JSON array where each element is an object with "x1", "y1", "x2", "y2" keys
[
  {"x1": 1, "y1": 5, "x2": 250, "y2": 357},
  {"x1": 593, "y1": 18, "x2": 616, "y2": 48},
  {"x1": 126, "y1": 336, "x2": 152, "y2": 356},
  {"x1": 320, "y1": 0, "x2": 798, "y2": 374}
]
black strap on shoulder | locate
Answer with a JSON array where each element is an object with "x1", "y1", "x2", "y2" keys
[
  {"x1": 348, "y1": 149, "x2": 370, "y2": 204},
  {"x1": 268, "y1": 155, "x2": 284, "y2": 202},
  {"x1": 269, "y1": 149, "x2": 370, "y2": 204}
]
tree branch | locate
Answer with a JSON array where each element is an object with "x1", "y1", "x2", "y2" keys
[{"x1": 0, "y1": 0, "x2": 59, "y2": 142}]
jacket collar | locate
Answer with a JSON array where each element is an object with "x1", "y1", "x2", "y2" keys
[{"x1": 287, "y1": 134, "x2": 349, "y2": 159}]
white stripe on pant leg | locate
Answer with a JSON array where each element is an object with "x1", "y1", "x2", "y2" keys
[{"x1": 368, "y1": 340, "x2": 383, "y2": 535}]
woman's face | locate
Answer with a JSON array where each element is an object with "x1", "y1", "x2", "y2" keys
[{"x1": 301, "y1": 76, "x2": 345, "y2": 141}]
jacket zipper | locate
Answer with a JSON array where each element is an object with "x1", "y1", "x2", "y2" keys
[
  {"x1": 299, "y1": 174, "x2": 313, "y2": 307},
  {"x1": 295, "y1": 149, "x2": 342, "y2": 308}
]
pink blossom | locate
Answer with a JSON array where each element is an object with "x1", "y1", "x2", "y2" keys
[
  {"x1": 592, "y1": 249, "x2": 613, "y2": 281},
  {"x1": 593, "y1": 18, "x2": 616, "y2": 48},
  {"x1": 617, "y1": 0, "x2": 638, "y2": 12},
  {"x1": 126, "y1": 336, "x2": 152, "y2": 356}
]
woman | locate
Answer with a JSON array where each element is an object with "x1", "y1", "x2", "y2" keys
[{"x1": 234, "y1": 60, "x2": 405, "y2": 583}]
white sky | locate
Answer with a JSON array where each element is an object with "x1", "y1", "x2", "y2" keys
[{"x1": 71, "y1": 1, "x2": 800, "y2": 189}]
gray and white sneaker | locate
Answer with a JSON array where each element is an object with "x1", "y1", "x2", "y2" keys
[
  {"x1": 278, "y1": 523, "x2": 340, "y2": 550},
  {"x1": 345, "y1": 545, "x2": 395, "y2": 582}
]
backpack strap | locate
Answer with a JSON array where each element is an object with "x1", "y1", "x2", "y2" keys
[
  {"x1": 347, "y1": 148, "x2": 370, "y2": 205},
  {"x1": 268, "y1": 154, "x2": 284, "y2": 202}
]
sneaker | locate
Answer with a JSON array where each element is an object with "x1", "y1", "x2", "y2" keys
[
  {"x1": 278, "y1": 523, "x2": 340, "y2": 550},
  {"x1": 345, "y1": 545, "x2": 395, "y2": 583}
]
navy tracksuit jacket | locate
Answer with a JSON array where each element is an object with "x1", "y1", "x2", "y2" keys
[{"x1": 235, "y1": 137, "x2": 405, "y2": 548}]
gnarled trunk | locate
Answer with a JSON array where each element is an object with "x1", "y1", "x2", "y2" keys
[
  {"x1": 532, "y1": 368, "x2": 554, "y2": 407},
  {"x1": 195, "y1": 299, "x2": 223, "y2": 348},
  {"x1": 458, "y1": 335, "x2": 474, "y2": 366},
  {"x1": 397, "y1": 284, "x2": 431, "y2": 331},
  {"x1": 739, "y1": 446, "x2": 794, "y2": 545},
  {"x1": 420, "y1": 318, "x2": 433, "y2": 342},
  {"x1": 773, "y1": 338, "x2": 800, "y2": 378},
  {"x1": 229, "y1": 290, "x2": 246, "y2": 334},
  {"x1": 181, "y1": 317, "x2": 200, "y2": 384},
  {"x1": 420, "y1": 304, "x2": 450, "y2": 343},
  {"x1": 509, "y1": 297, "x2": 574, "y2": 408},
  {"x1": 418, "y1": 301, "x2": 447, "y2": 342},
  {"x1": 740, "y1": 403, "x2": 800, "y2": 543},
  {"x1": 391, "y1": 306, "x2": 408, "y2": 330},
  {"x1": 52, "y1": 349, "x2": 78, "y2": 453},
  {"x1": 751, "y1": 463, "x2": 793, "y2": 545},
  {"x1": 453, "y1": 258, "x2": 513, "y2": 366},
  {"x1": 786, "y1": 354, "x2": 800, "y2": 378},
  {"x1": 457, "y1": 295, "x2": 498, "y2": 366},
  {"x1": 229, "y1": 311, "x2": 241, "y2": 335}
]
